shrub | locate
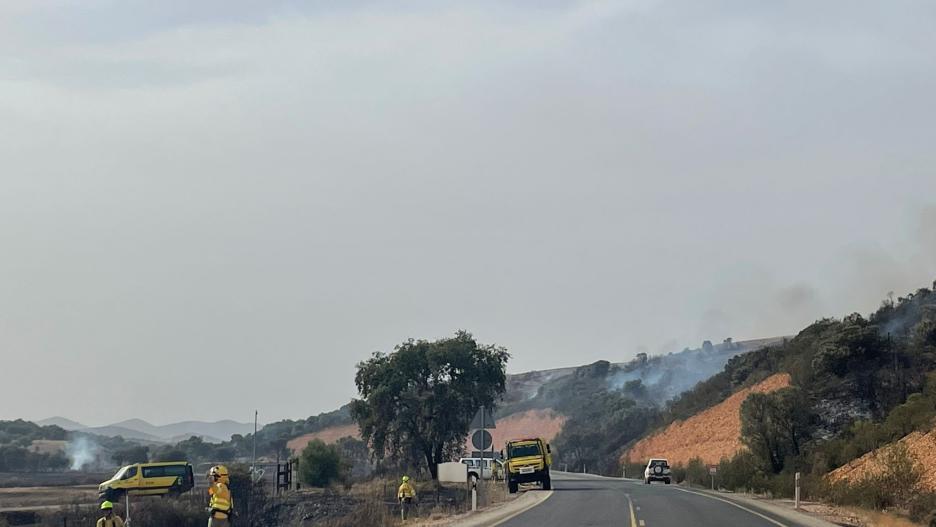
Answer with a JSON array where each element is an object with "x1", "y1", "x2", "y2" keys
[
  {"x1": 717, "y1": 452, "x2": 766, "y2": 493},
  {"x1": 299, "y1": 439, "x2": 347, "y2": 487},
  {"x1": 907, "y1": 492, "x2": 936, "y2": 523},
  {"x1": 684, "y1": 458, "x2": 708, "y2": 487},
  {"x1": 824, "y1": 443, "x2": 923, "y2": 511}
]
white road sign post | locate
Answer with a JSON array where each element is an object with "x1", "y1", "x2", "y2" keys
[
  {"x1": 795, "y1": 472, "x2": 801, "y2": 509},
  {"x1": 470, "y1": 407, "x2": 496, "y2": 507}
]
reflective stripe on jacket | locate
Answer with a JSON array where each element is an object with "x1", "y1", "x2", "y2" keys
[
  {"x1": 398, "y1": 482, "x2": 416, "y2": 499},
  {"x1": 209, "y1": 481, "x2": 233, "y2": 513}
]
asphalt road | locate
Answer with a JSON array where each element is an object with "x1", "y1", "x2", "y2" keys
[{"x1": 499, "y1": 472, "x2": 823, "y2": 527}]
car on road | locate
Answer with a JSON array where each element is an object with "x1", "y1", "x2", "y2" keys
[
  {"x1": 644, "y1": 458, "x2": 671, "y2": 484},
  {"x1": 99, "y1": 461, "x2": 195, "y2": 501},
  {"x1": 460, "y1": 457, "x2": 505, "y2": 482},
  {"x1": 503, "y1": 437, "x2": 552, "y2": 493}
]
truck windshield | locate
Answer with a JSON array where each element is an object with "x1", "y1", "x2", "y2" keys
[
  {"x1": 111, "y1": 465, "x2": 130, "y2": 480},
  {"x1": 509, "y1": 443, "x2": 541, "y2": 458}
]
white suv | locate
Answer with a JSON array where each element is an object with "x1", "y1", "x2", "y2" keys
[
  {"x1": 644, "y1": 458, "x2": 671, "y2": 484},
  {"x1": 459, "y1": 457, "x2": 504, "y2": 481}
]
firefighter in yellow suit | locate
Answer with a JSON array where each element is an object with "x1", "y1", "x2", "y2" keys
[
  {"x1": 97, "y1": 501, "x2": 126, "y2": 527},
  {"x1": 398, "y1": 475, "x2": 417, "y2": 520},
  {"x1": 207, "y1": 465, "x2": 233, "y2": 526}
]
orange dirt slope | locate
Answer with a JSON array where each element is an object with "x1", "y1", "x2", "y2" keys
[
  {"x1": 623, "y1": 373, "x2": 792, "y2": 466},
  {"x1": 467, "y1": 409, "x2": 566, "y2": 452},
  {"x1": 828, "y1": 428, "x2": 936, "y2": 492},
  {"x1": 288, "y1": 423, "x2": 361, "y2": 454}
]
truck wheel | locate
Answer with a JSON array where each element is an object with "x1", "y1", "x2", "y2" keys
[
  {"x1": 664, "y1": 478, "x2": 671, "y2": 485},
  {"x1": 645, "y1": 478, "x2": 650, "y2": 485},
  {"x1": 508, "y1": 480, "x2": 518, "y2": 494},
  {"x1": 542, "y1": 477, "x2": 552, "y2": 491}
]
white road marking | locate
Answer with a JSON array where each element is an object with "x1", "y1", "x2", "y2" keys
[
  {"x1": 490, "y1": 491, "x2": 555, "y2": 527},
  {"x1": 672, "y1": 487, "x2": 788, "y2": 527}
]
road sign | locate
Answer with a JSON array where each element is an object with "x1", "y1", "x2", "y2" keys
[
  {"x1": 471, "y1": 429, "x2": 493, "y2": 450},
  {"x1": 708, "y1": 465, "x2": 717, "y2": 475},
  {"x1": 470, "y1": 407, "x2": 496, "y2": 429}
]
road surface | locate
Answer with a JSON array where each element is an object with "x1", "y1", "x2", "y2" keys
[{"x1": 499, "y1": 472, "x2": 829, "y2": 527}]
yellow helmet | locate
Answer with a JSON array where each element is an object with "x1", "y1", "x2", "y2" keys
[
  {"x1": 100, "y1": 501, "x2": 114, "y2": 510},
  {"x1": 402, "y1": 475, "x2": 410, "y2": 482},
  {"x1": 210, "y1": 465, "x2": 231, "y2": 484}
]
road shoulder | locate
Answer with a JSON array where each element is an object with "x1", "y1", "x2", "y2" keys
[
  {"x1": 434, "y1": 490, "x2": 554, "y2": 527},
  {"x1": 672, "y1": 486, "x2": 839, "y2": 527}
]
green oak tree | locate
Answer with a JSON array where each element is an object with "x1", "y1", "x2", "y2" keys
[{"x1": 350, "y1": 331, "x2": 509, "y2": 479}]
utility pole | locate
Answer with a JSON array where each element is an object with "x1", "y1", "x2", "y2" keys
[
  {"x1": 489, "y1": 407, "x2": 495, "y2": 484},
  {"x1": 252, "y1": 410, "x2": 258, "y2": 475},
  {"x1": 479, "y1": 407, "x2": 485, "y2": 505}
]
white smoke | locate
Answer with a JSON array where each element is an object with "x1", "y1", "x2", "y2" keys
[
  {"x1": 65, "y1": 436, "x2": 100, "y2": 470},
  {"x1": 609, "y1": 340, "x2": 754, "y2": 404}
]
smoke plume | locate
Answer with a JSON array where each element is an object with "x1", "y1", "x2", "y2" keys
[{"x1": 65, "y1": 436, "x2": 100, "y2": 470}]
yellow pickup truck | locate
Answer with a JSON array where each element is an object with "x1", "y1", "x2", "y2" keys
[
  {"x1": 98, "y1": 461, "x2": 195, "y2": 501},
  {"x1": 503, "y1": 438, "x2": 552, "y2": 493}
]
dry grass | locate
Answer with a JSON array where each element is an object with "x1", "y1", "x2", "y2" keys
[
  {"x1": 0, "y1": 485, "x2": 96, "y2": 510},
  {"x1": 845, "y1": 508, "x2": 923, "y2": 527}
]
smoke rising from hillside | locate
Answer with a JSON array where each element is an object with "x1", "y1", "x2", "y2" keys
[
  {"x1": 65, "y1": 436, "x2": 100, "y2": 470},
  {"x1": 610, "y1": 340, "x2": 767, "y2": 405}
]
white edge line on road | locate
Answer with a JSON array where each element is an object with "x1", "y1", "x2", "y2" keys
[
  {"x1": 488, "y1": 490, "x2": 555, "y2": 527},
  {"x1": 672, "y1": 487, "x2": 788, "y2": 527}
]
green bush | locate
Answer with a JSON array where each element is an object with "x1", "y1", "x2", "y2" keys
[
  {"x1": 670, "y1": 464, "x2": 686, "y2": 483},
  {"x1": 716, "y1": 452, "x2": 766, "y2": 493},
  {"x1": 907, "y1": 492, "x2": 936, "y2": 523},
  {"x1": 299, "y1": 439, "x2": 347, "y2": 487},
  {"x1": 684, "y1": 458, "x2": 708, "y2": 487}
]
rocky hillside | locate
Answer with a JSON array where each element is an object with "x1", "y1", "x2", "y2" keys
[
  {"x1": 498, "y1": 337, "x2": 782, "y2": 419},
  {"x1": 286, "y1": 339, "x2": 775, "y2": 456},
  {"x1": 608, "y1": 278, "x2": 936, "y2": 518},
  {"x1": 623, "y1": 373, "x2": 791, "y2": 466},
  {"x1": 828, "y1": 427, "x2": 936, "y2": 492}
]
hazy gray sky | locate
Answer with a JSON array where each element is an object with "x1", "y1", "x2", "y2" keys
[{"x1": 2, "y1": 1, "x2": 934, "y2": 426}]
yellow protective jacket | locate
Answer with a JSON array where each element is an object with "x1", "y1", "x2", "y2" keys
[
  {"x1": 96, "y1": 516, "x2": 125, "y2": 527},
  {"x1": 209, "y1": 481, "x2": 233, "y2": 518},
  {"x1": 398, "y1": 481, "x2": 416, "y2": 499}
]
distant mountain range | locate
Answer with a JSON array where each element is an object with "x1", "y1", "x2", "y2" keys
[{"x1": 37, "y1": 417, "x2": 254, "y2": 444}]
